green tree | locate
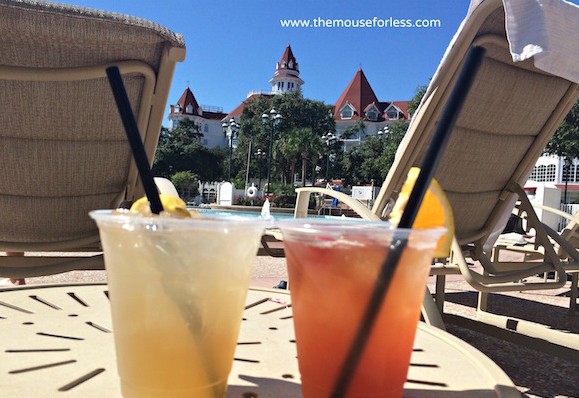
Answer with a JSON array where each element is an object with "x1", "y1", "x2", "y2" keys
[
  {"x1": 276, "y1": 132, "x2": 301, "y2": 185},
  {"x1": 341, "y1": 121, "x2": 408, "y2": 185},
  {"x1": 341, "y1": 120, "x2": 366, "y2": 140},
  {"x1": 293, "y1": 127, "x2": 323, "y2": 186},
  {"x1": 545, "y1": 99, "x2": 579, "y2": 161},
  {"x1": 170, "y1": 171, "x2": 198, "y2": 200},
  {"x1": 544, "y1": 99, "x2": 579, "y2": 203},
  {"x1": 341, "y1": 145, "x2": 365, "y2": 186},
  {"x1": 153, "y1": 119, "x2": 225, "y2": 181},
  {"x1": 238, "y1": 90, "x2": 335, "y2": 189},
  {"x1": 408, "y1": 84, "x2": 428, "y2": 116}
]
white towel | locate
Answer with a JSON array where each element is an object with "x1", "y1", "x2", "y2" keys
[
  {"x1": 504, "y1": 0, "x2": 579, "y2": 84},
  {"x1": 469, "y1": 0, "x2": 579, "y2": 83}
]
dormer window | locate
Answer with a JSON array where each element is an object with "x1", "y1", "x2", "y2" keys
[
  {"x1": 339, "y1": 102, "x2": 355, "y2": 120},
  {"x1": 186, "y1": 104, "x2": 193, "y2": 114},
  {"x1": 365, "y1": 103, "x2": 380, "y2": 121},
  {"x1": 384, "y1": 104, "x2": 401, "y2": 120}
]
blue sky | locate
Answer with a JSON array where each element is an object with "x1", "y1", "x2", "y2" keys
[{"x1": 53, "y1": 0, "x2": 578, "y2": 124}]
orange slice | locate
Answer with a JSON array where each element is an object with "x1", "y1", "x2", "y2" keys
[{"x1": 389, "y1": 167, "x2": 454, "y2": 258}]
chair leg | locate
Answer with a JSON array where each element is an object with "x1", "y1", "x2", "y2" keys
[
  {"x1": 434, "y1": 274, "x2": 446, "y2": 312},
  {"x1": 569, "y1": 272, "x2": 578, "y2": 314},
  {"x1": 422, "y1": 287, "x2": 446, "y2": 330},
  {"x1": 477, "y1": 291, "x2": 489, "y2": 312},
  {"x1": 477, "y1": 269, "x2": 489, "y2": 312},
  {"x1": 5, "y1": 252, "x2": 26, "y2": 285}
]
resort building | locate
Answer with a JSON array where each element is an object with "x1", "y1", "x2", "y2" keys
[
  {"x1": 224, "y1": 44, "x2": 303, "y2": 120},
  {"x1": 526, "y1": 155, "x2": 579, "y2": 211},
  {"x1": 167, "y1": 87, "x2": 228, "y2": 148},
  {"x1": 166, "y1": 44, "x2": 577, "y2": 209},
  {"x1": 333, "y1": 68, "x2": 410, "y2": 150},
  {"x1": 222, "y1": 43, "x2": 411, "y2": 151},
  {"x1": 269, "y1": 44, "x2": 304, "y2": 95}
]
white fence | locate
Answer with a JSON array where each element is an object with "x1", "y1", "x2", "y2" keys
[{"x1": 558, "y1": 203, "x2": 579, "y2": 231}]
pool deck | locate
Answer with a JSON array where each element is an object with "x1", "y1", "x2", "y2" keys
[{"x1": 14, "y1": 253, "x2": 579, "y2": 398}]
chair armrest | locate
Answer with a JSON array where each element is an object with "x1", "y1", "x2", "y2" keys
[
  {"x1": 294, "y1": 187, "x2": 381, "y2": 220},
  {"x1": 532, "y1": 203, "x2": 579, "y2": 227}
]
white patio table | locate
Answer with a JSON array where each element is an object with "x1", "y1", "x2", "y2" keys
[{"x1": 0, "y1": 284, "x2": 520, "y2": 397}]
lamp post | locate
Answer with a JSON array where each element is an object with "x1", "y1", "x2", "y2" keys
[
  {"x1": 322, "y1": 132, "x2": 337, "y2": 182},
  {"x1": 222, "y1": 118, "x2": 240, "y2": 181},
  {"x1": 261, "y1": 108, "x2": 283, "y2": 195},
  {"x1": 255, "y1": 148, "x2": 265, "y2": 190},
  {"x1": 377, "y1": 125, "x2": 389, "y2": 139},
  {"x1": 563, "y1": 157, "x2": 572, "y2": 205}
]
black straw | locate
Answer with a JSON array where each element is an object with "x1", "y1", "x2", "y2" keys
[
  {"x1": 330, "y1": 46, "x2": 485, "y2": 398},
  {"x1": 106, "y1": 66, "x2": 164, "y2": 215}
]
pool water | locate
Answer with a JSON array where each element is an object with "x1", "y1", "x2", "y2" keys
[{"x1": 191, "y1": 207, "x2": 309, "y2": 219}]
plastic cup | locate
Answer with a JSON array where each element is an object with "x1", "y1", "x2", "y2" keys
[
  {"x1": 278, "y1": 219, "x2": 445, "y2": 398},
  {"x1": 90, "y1": 210, "x2": 266, "y2": 398}
]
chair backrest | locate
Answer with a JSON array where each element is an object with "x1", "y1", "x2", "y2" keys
[
  {"x1": 373, "y1": 0, "x2": 579, "y2": 248},
  {"x1": 0, "y1": 0, "x2": 185, "y2": 252}
]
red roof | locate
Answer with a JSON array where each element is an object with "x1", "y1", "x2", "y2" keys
[
  {"x1": 333, "y1": 68, "x2": 410, "y2": 121},
  {"x1": 392, "y1": 101, "x2": 410, "y2": 119},
  {"x1": 333, "y1": 68, "x2": 381, "y2": 121},
  {"x1": 176, "y1": 87, "x2": 200, "y2": 115},
  {"x1": 224, "y1": 93, "x2": 274, "y2": 119},
  {"x1": 275, "y1": 44, "x2": 299, "y2": 76},
  {"x1": 170, "y1": 87, "x2": 227, "y2": 120}
]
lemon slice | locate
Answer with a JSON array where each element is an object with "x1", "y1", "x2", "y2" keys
[
  {"x1": 389, "y1": 167, "x2": 454, "y2": 258},
  {"x1": 130, "y1": 194, "x2": 201, "y2": 218}
]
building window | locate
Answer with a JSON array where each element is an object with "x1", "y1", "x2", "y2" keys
[
  {"x1": 530, "y1": 165, "x2": 546, "y2": 182},
  {"x1": 366, "y1": 110, "x2": 378, "y2": 121},
  {"x1": 532, "y1": 164, "x2": 557, "y2": 182},
  {"x1": 562, "y1": 163, "x2": 578, "y2": 183},
  {"x1": 387, "y1": 110, "x2": 399, "y2": 120},
  {"x1": 340, "y1": 103, "x2": 355, "y2": 120},
  {"x1": 546, "y1": 164, "x2": 556, "y2": 182},
  {"x1": 204, "y1": 124, "x2": 209, "y2": 133}
]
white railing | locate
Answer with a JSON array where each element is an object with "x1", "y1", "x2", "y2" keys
[{"x1": 558, "y1": 203, "x2": 579, "y2": 231}]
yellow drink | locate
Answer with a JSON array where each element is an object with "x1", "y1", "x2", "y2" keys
[
  {"x1": 278, "y1": 220, "x2": 443, "y2": 398},
  {"x1": 90, "y1": 211, "x2": 265, "y2": 398}
]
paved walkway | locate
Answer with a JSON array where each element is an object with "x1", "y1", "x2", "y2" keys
[{"x1": 20, "y1": 255, "x2": 579, "y2": 398}]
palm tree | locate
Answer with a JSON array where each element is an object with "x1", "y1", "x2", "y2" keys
[
  {"x1": 277, "y1": 132, "x2": 301, "y2": 185},
  {"x1": 291, "y1": 127, "x2": 323, "y2": 186}
]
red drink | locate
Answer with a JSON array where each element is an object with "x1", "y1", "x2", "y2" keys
[{"x1": 279, "y1": 221, "x2": 443, "y2": 398}]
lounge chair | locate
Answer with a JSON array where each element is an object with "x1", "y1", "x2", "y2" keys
[
  {"x1": 0, "y1": 0, "x2": 185, "y2": 278},
  {"x1": 492, "y1": 204, "x2": 579, "y2": 312},
  {"x1": 294, "y1": 0, "x2": 579, "y2": 343}
]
